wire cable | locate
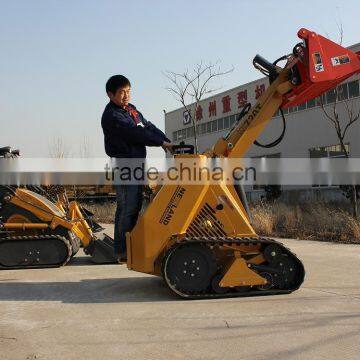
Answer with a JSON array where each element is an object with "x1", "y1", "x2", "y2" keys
[{"x1": 236, "y1": 104, "x2": 287, "y2": 149}]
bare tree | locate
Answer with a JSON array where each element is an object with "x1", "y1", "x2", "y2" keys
[
  {"x1": 49, "y1": 136, "x2": 71, "y2": 158},
  {"x1": 164, "y1": 61, "x2": 234, "y2": 153},
  {"x1": 79, "y1": 136, "x2": 92, "y2": 158},
  {"x1": 47, "y1": 136, "x2": 94, "y2": 202},
  {"x1": 44, "y1": 136, "x2": 71, "y2": 204},
  {"x1": 319, "y1": 87, "x2": 360, "y2": 218},
  {"x1": 49, "y1": 136, "x2": 93, "y2": 158},
  {"x1": 319, "y1": 23, "x2": 360, "y2": 217}
]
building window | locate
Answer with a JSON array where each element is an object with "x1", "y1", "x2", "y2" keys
[
  {"x1": 176, "y1": 130, "x2": 182, "y2": 140},
  {"x1": 307, "y1": 98, "x2": 316, "y2": 108},
  {"x1": 349, "y1": 80, "x2": 360, "y2": 98},
  {"x1": 298, "y1": 102, "x2": 306, "y2": 111},
  {"x1": 253, "y1": 153, "x2": 281, "y2": 159},
  {"x1": 190, "y1": 126, "x2": 195, "y2": 137},
  {"x1": 230, "y1": 115, "x2": 236, "y2": 127},
  {"x1": 316, "y1": 94, "x2": 326, "y2": 106},
  {"x1": 186, "y1": 127, "x2": 191, "y2": 138},
  {"x1": 173, "y1": 131, "x2": 178, "y2": 142},
  {"x1": 309, "y1": 143, "x2": 349, "y2": 187},
  {"x1": 201, "y1": 123, "x2": 206, "y2": 135},
  {"x1": 218, "y1": 118, "x2": 224, "y2": 130},
  {"x1": 211, "y1": 120, "x2": 218, "y2": 132},
  {"x1": 309, "y1": 143, "x2": 349, "y2": 158},
  {"x1": 326, "y1": 89, "x2": 336, "y2": 103},
  {"x1": 206, "y1": 122, "x2": 211, "y2": 133},
  {"x1": 224, "y1": 116, "x2": 230, "y2": 129},
  {"x1": 337, "y1": 83, "x2": 349, "y2": 101},
  {"x1": 181, "y1": 129, "x2": 186, "y2": 139}
]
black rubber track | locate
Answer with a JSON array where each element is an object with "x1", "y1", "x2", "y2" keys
[
  {"x1": 0, "y1": 234, "x2": 72, "y2": 269},
  {"x1": 162, "y1": 236, "x2": 305, "y2": 299}
]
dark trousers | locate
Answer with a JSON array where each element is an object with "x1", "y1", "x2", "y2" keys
[{"x1": 114, "y1": 185, "x2": 143, "y2": 255}]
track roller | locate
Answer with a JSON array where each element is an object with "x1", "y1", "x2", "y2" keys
[{"x1": 163, "y1": 243, "x2": 217, "y2": 295}]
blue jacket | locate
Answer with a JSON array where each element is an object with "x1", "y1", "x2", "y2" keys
[{"x1": 101, "y1": 102, "x2": 170, "y2": 158}]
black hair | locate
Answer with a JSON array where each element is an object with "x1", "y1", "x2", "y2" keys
[{"x1": 106, "y1": 75, "x2": 131, "y2": 94}]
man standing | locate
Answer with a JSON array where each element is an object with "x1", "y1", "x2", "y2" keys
[{"x1": 101, "y1": 75, "x2": 173, "y2": 262}]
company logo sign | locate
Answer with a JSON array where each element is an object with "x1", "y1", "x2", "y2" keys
[{"x1": 183, "y1": 110, "x2": 191, "y2": 125}]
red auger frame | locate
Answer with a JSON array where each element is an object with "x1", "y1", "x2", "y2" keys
[{"x1": 282, "y1": 28, "x2": 360, "y2": 108}]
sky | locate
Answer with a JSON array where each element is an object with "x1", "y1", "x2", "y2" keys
[{"x1": 1, "y1": 0, "x2": 359, "y2": 157}]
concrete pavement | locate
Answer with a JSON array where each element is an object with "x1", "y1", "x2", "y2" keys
[{"x1": 0, "y1": 229, "x2": 360, "y2": 360}]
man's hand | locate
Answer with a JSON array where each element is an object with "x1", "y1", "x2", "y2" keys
[{"x1": 162, "y1": 141, "x2": 175, "y2": 154}]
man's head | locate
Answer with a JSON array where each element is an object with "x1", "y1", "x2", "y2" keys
[{"x1": 106, "y1": 75, "x2": 131, "y2": 107}]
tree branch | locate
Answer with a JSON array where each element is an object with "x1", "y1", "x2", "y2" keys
[{"x1": 164, "y1": 61, "x2": 234, "y2": 154}]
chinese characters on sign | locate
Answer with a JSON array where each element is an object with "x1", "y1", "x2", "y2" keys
[
  {"x1": 182, "y1": 82, "x2": 266, "y2": 126},
  {"x1": 208, "y1": 100, "x2": 216, "y2": 117},
  {"x1": 195, "y1": 105, "x2": 203, "y2": 121},
  {"x1": 255, "y1": 84, "x2": 265, "y2": 99},
  {"x1": 237, "y1": 90, "x2": 247, "y2": 108},
  {"x1": 222, "y1": 95, "x2": 231, "y2": 113}
]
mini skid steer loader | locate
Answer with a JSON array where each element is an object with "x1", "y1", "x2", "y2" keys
[
  {"x1": 0, "y1": 147, "x2": 116, "y2": 268},
  {"x1": 123, "y1": 28, "x2": 360, "y2": 298}
]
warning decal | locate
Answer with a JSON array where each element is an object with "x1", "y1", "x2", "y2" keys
[
  {"x1": 331, "y1": 55, "x2": 350, "y2": 66},
  {"x1": 312, "y1": 52, "x2": 324, "y2": 72}
]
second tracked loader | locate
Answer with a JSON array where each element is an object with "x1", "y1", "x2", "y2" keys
[{"x1": 0, "y1": 147, "x2": 116, "y2": 268}]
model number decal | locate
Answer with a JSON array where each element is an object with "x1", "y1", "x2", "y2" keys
[
  {"x1": 159, "y1": 186, "x2": 186, "y2": 225},
  {"x1": 313, "y1": 52, "x2": 324, "y2": 72},
  {"x1": 247, "y1": 103, "x2": 262, "y2": 121},
  {"x1": 224, "y1": 103, "x2": 261, "y2": 141},
  {"x1": 331, "y1": 55, "x2": 350, "y2": 66}
]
